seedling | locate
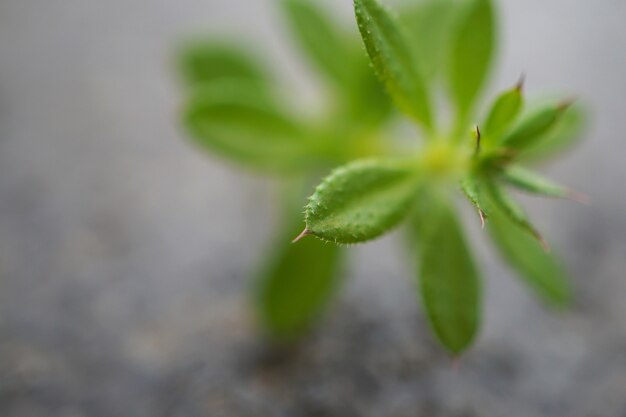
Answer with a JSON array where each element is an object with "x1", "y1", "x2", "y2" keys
[{"x1": 179, "y1": 0, "x2": 586, "y2": 354}]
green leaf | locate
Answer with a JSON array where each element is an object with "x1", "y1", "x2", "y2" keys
[
  {"x1": 344, "y1": 59, "x2": 394, "y2": 127},
  {"x1": 460, "y1": 175, "x2": 490, "y2": 223},
  {"x1": 488, "y1": 203, "x2": 570, "y2": 306},
  {"x1": 484, "y1": 181, "x2": 547, "y2": 248},
  {"x1": 281, "y1": 0, "x2": 353, "y2": 86},
  {"x1": 183, "y1": 79, "x2": 312, "y2": 171},
  {"x1": 400, "y1": 0, "x2": 459, "y2": 81},
  {"x1": 282, "y1": 0, "x2": 393, "y2": 126},
  {"x1": 304, "y1": 159, "x2": 420, "y2": 244},
  {"x1": 354, "y1": 0, "x2": 433, "y2": 129},
  {"x1": 448, "y1": 0, "x2": 495, "y2": 117},
  {"x1": 501, "y1": 165, "x2": 581, "y2": 200},
  {"x1": 177, "y1": 41, "x2": 268, "y2": 88},
  {"x1": 519, "y1": 102, "x2": 587, "y2": 162},
  {"x1": 257, "y1": 219, "x2": 344, "y2": 341},
  {"x1": 483, "y1": 84, "x2": 524, "y2": 141},
  {"x1": 415, "y1": 192, "x2": 481, "y2": 354},
  {"x1": 501, "y1": 101, "x2": 569, "y2": 151}
]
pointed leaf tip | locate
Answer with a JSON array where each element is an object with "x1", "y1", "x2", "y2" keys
[
  {"x1": 460, "y1": 176, "x2": 490, "y2": 224},
  {"x1": 305, "y1": 159, "x2": 420, "y2": 244},
  {"x1": 485, "y1": 181, "x2": 548, "y2": 248},
  {"x1": 501, "y1": 101, "x2": 569, "y2": 150},
  {"x1": 451, "y1": 357, "x2": 463, "y2": 373},
  {"x1": 483, "y1": 83, "x2": 524, "y2": 142},
  {"x1": 479, "y1": 209, "x2": 486, "y2": 229},
  {"x1": 568, "y1": 190, "x2": 590, "y2": 204},
  {"x1": 292, "y1": 228, "x2": 312, "y2": 243},
  {"x1": 502, "y1": 165, "x2": 582, "y2": 202},
  {"x1": 517, "y1": 99, "x2": 587, "y2": 162},
  {"x1": 535, "y1": 232, "x2": 551, "y2": 253},
  {"x1": 474, "y1": 125, "x2": 482, "y2": 154},
  {"x1": 558, "y1": 97, "x2": 577, "y2": 111},
  {"x1": 515, "y1": 72, "x2": 526, "y2": 92}
]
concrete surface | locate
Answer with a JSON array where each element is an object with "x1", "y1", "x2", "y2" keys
[{"x1": 0, "y1": 0, "x2": 625, "y2": 416}]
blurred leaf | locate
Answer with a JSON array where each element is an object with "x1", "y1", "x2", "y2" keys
[
  {"x1": 518, "y1": 102, "x2": 587, "y2": 162},
  {"x1": 483, "y1": 84, "x2": 523, "y2": 142},
  {"x1": 177, "y1": 41, "x2": 268, "y2": 88},
  {"x1": 305, "y1": 159, "x2": 420, "y2": 244},
  {"x1": 258, "y1": 219, "x2": 343, "y2": 341},
  {"x1": 183, "y1": 79, "x2": 313, "y2": 171},
  {"x1": 484, "y1": 181, "x2": 546, "y2": 247},
  {"x1": 501, "y1": 101, "x2": 571, "y2": 151},
  {"x1": 487, "y1": 202, "x2": 570, "y2": 306},
  {"x1": 415, "y1": 192, "x2": 481, "y2": 354},
  {"x1": 400, "y1": 0, "x2": 459, "y2": 81},
  {"x1": 283, "y1": 0, "x2": 393, "y2": 127},
  {"x1": 448, "y1": 0, "x2": 495, "y2": 117},
  {"x1": 501, "y1": 165, "x2": 578, "y2": 200},
  {"x1": 354, "y1": 0, "x2": 433, "y2": 130},
  {"x1": 344, "y1": 59, "x2": 395, "y2": 127},
  {"x1": 460, "y1": 175, "x2": 490, "y2": 222},
  {"x1": 281, "y1": 0, "x2": 353, "y2": 86}
]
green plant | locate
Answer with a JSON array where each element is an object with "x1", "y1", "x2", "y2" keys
[{"x1": 178, "y1": 0, "x2": 586, "y2": 354}]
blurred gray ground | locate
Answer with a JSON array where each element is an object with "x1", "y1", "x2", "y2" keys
[{"x1": 1, "y1": 0, "x2": 626, "y2": 416}]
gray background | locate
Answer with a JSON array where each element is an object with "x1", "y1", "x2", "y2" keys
[{"x1": 0, "y1": 0, "x2": 625, "y2": 416}]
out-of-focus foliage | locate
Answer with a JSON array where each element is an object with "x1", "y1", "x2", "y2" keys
[
  {"x1": 178, "y1": 0, "x2": 393, "y2": 343},
  {"x1": 258, "y1": 217, "x2": 344, "y2": 341}
]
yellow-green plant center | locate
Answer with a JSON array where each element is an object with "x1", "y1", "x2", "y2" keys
[{"x1": 419, "y1": 139, "x2": 471, "y2": 182}]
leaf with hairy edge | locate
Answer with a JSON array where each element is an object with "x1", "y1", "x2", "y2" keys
[
  {"x1": 519, "y1": 102, "x2": 587, "y2": 162},
  {"x1": 416, "y1": 192, "x2": 482, "y2": 354},
  {"x1": 400, "y1": 0, "x2": 459, "y2": 82},
  {"x1": 281, "y1": 0, "x2": 353, "y2": 86},
  {"x1": 484, "y1": 181, "x2": 548, "y2": 249},
  {"x1": 303, "y1": 159, "x2": 420, "y2": 244},
  {"x1": 501, "y1": 165, "x2": 585, "y2": 201},
  {"x1": 258, "y1": 219, "x2": 344, "y2": 341},
  {"x1": 354, "y1": 0, "x2": 433, "y2": 129},
  {"x1": 483, "y1": 84, "x2": 524, "y2": 142},
  {"x1": 183, "y1": 79, "x2": 312, "y2": 171},
  {"x1": 177, "y1": 41, "x2": 268, "y2": 88},
  {"x1": 460, "y1": 176, "x2": 490, "y2": 226},
  {"x1": 488, "y1": 204, "x2": 570, "y2": 306},
  {"x1": 449, "y1": 0, "x2": 495, "y2": 117}
]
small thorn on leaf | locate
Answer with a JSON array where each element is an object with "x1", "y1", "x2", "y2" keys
[
  {"x1": 478, "y1": 209, "x2": 486, "y2": 229},
  {"x1": 451, "y1": 357, "x2": 462, "y2": 373},
  {"x1": 535, "y1": 232, "x2": 551, "y2": 253},
  {"x1": 558, "y1": 97, "x2": 577, "y2": 111},
  {"x1": 474, "y1": 125, "x2": 481, "y2": 155},
  {"x1": 567, "y1": 190, "x2": 590, "y2": 204},
  {"x1": 292, "y1": 228, "x2": 312, "y2": 243},
  {"x1": 515, "y1": 72, "x2": 526, "y2": 92}
]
